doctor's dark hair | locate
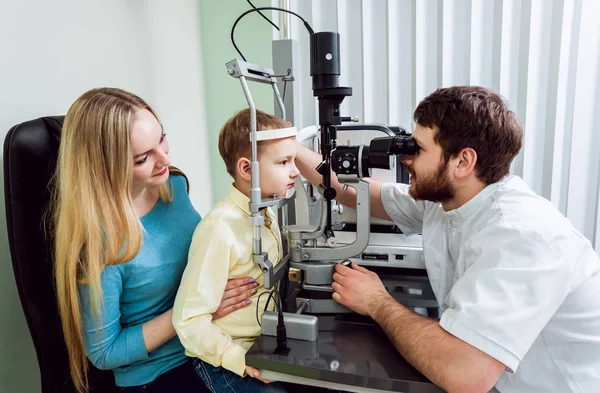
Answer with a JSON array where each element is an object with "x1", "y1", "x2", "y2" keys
[
  {"x1": 218, "y1": 108, "x2": 289, "y2": 178},
  {"x1": 413, "y1": 86, "x2": 522, "y2": 184}
]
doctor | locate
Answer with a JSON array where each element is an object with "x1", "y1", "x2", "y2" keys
[{"x1": 295, "y1": 86, "x2": 600, "y2": 393}]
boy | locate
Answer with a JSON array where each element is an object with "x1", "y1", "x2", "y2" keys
[{"x1": 172, "y1": 109, "x2": 300, "y2": 393}]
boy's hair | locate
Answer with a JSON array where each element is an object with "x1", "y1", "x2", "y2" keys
[
  {"x1": 413, "y1": 86, "x2": 522, "y2": 184},
  {"x1": 218, "y1": 108, "x2": 289, "y2": 178}
]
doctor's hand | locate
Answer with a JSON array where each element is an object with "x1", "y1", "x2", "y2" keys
[{"x1": 332, "y1": 263, "x2": 392, "y2": 317}]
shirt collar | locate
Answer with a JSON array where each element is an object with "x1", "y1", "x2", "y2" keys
[
  {"x1": 443, "y1": 176, "x2": 510, "y2": 220},
  {"x1": 227, "y1": 185, "x2": 252, "y2": 215},
  {"x1": 226, "y1": 185, "x2": 277, "y2": 222}
]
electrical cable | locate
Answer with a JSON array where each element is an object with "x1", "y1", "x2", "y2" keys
[
  {"x1": 246, "y1": 0, "x2": 279, "y2": 31},
  {"x1": 256, "y1": 284, "x2": 281, "y2": 327},
  {"x1": 278, "y1": 262, "x2": 290, "y2": 312},
  {"x1": 272, "y1": 285, "x2": 283, "y2": 313},
  {"x1": 253, "y1": 283, "x2": 289, "y2": 355},
  {"x1": 231, "y1": 7, "x2": 314, "y2": 62},
  {"x1": 264, "y1": 283, "x2": 276, "y2": 312},
  {"x1": 256, "y1": 291, "x2": 271, "y2": 327},
  {"x1": 282, "y1": 80, "x2": 287, "y2": 102},
  {"x1": 273, "y1": 286, "x2": 290, "y2": 355}
]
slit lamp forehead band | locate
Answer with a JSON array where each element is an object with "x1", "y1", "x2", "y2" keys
[{"x1": 250, "y1": 127, "x2": 297, "y2": 141}]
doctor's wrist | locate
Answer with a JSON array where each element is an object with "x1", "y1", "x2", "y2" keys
[{"x1": 368, "y1": 291, "x2": 397, "y2": 320}]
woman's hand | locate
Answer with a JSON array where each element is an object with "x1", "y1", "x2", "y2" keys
[
  {"x1": 245, "y1": 366, "x2": 274, "y2": 383},
  {"x1": 213, "y1": 277, "x2": 258, "y2": 320}
]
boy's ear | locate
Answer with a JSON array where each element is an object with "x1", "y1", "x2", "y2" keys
[{"x1": 237, "y1": 157, "x2": 251, "y2": 181}]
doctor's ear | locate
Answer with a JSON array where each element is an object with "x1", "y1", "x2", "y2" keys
[
  {"x1": 237, "y1": 157, "x2": 252, "y2": 181},
  {"x1": 454, "y1": 148, "x2": 478, "y2": 179}
]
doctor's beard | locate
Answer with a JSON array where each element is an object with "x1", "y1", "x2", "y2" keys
[{"x1": 408, "y1": 159, "x2": 456, "y2": 203}]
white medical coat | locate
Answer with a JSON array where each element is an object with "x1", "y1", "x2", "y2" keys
[{"x1": 381, "y1": 175, "x2": 600, "y2": 393}]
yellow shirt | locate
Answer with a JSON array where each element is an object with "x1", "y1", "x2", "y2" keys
[{"x1": 172, "y1": 185, "x2": 282, "y2": 376}]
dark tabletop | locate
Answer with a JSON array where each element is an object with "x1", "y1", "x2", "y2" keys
[{"x1": 246, "y1": 315, "x2": 444, "y2": 392}]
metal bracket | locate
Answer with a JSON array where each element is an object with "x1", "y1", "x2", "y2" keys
[
  {"x1": 254, "y1": 254, "x2": 291, "y2": 290},
  {"x1": 227, "y1": 58, "x2": 291, "y2": 290},
  {"x1": 287, "y1": 180, "x2": 371, "y2": 262},
  {"x1": 226, "y1": 59, "x2": 278, "y2": 84}
]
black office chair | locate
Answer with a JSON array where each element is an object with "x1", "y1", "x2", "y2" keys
[{"x1": 4, "y1": 116, "x2": 118, "y2": 393}]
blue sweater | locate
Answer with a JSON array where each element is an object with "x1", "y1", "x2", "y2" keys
[{"x1": 78, "y1": 175, "x2": 201, "y2": 387}]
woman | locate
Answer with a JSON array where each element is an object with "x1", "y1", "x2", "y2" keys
[{"x1": 53, "y1": 88, "x2": 255, "y2": 393}]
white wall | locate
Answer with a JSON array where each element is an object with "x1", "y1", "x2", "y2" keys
[
  {"x1": 0, "y1": 1, "x2": 211, "y2": 391},
  {"x1": 281, "y1": 0, "x2": 600, "y2": 250}
]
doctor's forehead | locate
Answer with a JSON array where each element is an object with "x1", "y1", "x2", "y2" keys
[{"x1": 413, "y1": 124, "x2": 439, "y2": 145}]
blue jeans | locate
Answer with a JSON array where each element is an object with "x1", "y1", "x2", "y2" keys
[
  {"x1": 193, "y1": 359, "x2": 291, "y2": 393},
  {"x1": 119, "y1": 358, "x2": 209, "y2": 393}
]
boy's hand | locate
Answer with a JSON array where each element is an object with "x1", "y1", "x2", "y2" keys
[
  {"x1": 245, "y1": 366, "x2": 275, "y2": 383},
  {"x1": 213, "y1": 277, "x2": 258, "y2": 320}
]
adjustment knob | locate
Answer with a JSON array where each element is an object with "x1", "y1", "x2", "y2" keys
[{"x1": 323, "y1": 187, "x2": 337, "y2": 200}]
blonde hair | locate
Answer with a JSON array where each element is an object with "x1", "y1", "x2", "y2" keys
[
  {"x1": 52, "y1": 87, "x2": 184, "y2": 393},
  {"x1": 218, "y1": 108, "x2": 288, "y2": 177}
]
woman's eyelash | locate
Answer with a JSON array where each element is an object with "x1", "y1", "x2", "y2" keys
[
  {"x1": 135, "y1": 155, "x2": 148, "y2": 165},
  {"x1": 135, "y1": 134, "x2": 165, "y2": 165}
]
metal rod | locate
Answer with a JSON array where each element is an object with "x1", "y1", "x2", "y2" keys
[
  {"x1": 272, "y1": 82, "x2": 286, "y2": 121},
  {"x1": 296, "y1": 300, "x2": 308, "y2": 314},
  {"x1": 240, "y1": 76, "x2": 258, "y2": 187},
  {"x1": 278, "y1": 0, "x2": 291, "y2": 40},
  {"x1": 239, "y1": 76, "x2": 263, "y2": 255}
]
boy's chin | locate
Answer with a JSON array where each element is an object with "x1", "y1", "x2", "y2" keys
[
  {"x1": 261, "y1": 192, "x2": 281, "y2": 199},
  {"x1": 261, "y1": 189, "x2": 292, "y2": 199}
]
